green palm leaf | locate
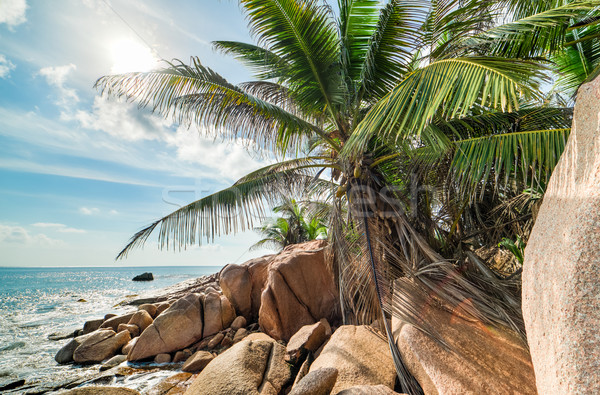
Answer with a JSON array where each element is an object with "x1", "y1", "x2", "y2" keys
[
  {"x1": 212, "y1": 41, "x2": 291, "y2": 80},
  {"x1": 345, "y1": 57, "x2": 546, "y2": 156}
]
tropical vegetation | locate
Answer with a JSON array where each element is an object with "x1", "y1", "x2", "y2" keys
[{"x1": 96, "y1": 0, "x2": 600, "y2": 392}]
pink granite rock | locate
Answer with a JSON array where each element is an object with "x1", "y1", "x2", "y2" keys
[{"x1": 523, "y1": 76, "x2": 600, "y2": 393}]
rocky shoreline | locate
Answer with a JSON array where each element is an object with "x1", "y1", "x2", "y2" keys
[{"x1": 7, "y1": 239, "x2": 538, "y2": 394}]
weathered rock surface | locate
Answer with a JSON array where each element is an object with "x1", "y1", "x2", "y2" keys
[
  {"x1": 259, "y1": 240, "x2": 340, "y2": 341},
  {"x1": 73, "y1": 329, "x2": 131, "y2": 364},
  {"x1": 202, "y1": 292, "x2": 236, "y2": 338},
  {"x1": 99, "y1": 354, "x2": 127, "y2": 371},
  {"x1": 289, "y1": 368, "x2": 338, "y2": 395},
  {"x1": 138, "y1": 303, "x2": 158, "y2": 318},
  {"x1": 128, "y1": 293, "x2": 203, "y2": 361},
  {"x1": 392, "y1": 279, "x2": 536, "y2": 395},
  {"x1": 174, "y1": 349, "x2": 192, "y2": 363},
  {"x1": 184, "y1": 339, "x2": 291, "y2": 395},
  {"x1": 117, "y1": 323, "x2": 140, "y2": 338},
  {"x1": 155, "y1": 353, "x2": 172, "y2": 364},
  {"x1": 230, "y1": 316, "x2": 246, "y2": 331},
  {"x1": 337, "y1": 385, "x2": 404, "y2": 394},
  {"x1": 182, "y1": 351, "x2": 214, "y2": 373},
  {"x1": 121, "y1": 337, "x2": 137, "y2": 355},
  {"x1": 132, "y1": 272, "x2": 153, "y2": 281},
  {"x1": 150, "y1": 372, "x2": 196, "y2": 395},
  {"x1": 233, "y1": 328, "x2": 249, "y2": 343},
  {"x1": 286, "y1": 318, "x2": 330, "y2": 363},
  {"x1": 310, "y1": 325, "x2": 396, "y2": 394},
  {"x1": 207, "y1": 332, "x2": 225, "y2": 349},
  {"x1": 523, "y1": 76, "x2": 600, "y2": 394},
  {"x1": 219, "y1": 255, "x2": 272, "y2": 322}
]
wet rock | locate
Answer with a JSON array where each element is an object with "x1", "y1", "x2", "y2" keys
[
  {"x1": 117, "y1": 323, "x2": 140, "y2": 337},
  {"x1": 523, "y1": 76, "x2": 600, "y2": 394},
  {"x1": 173, "y1": 349, "x2": 192, "y2": 363},
  {"x1": 138, "y1": 303, "x2": 158, "y2": 318},
  {"x1": 286, "y1": 319, "x2": 330, "y2": 363},
  {"x1": 230, "y1": 316, "x2": 246, "y2": 331},
  {"x1": 182, "y1": 350, "x2": 214, "y2": 373},
  {"x1": 73, "y1": 329, "x2": 131, "y2": 364},
  {"x1": 58, "y1": 387, "x2": 141, "y2": 395},
  {"x1": 310, "y1": 325, "x2": 396, "y2": 393},
  {"x1": 77, "y1": 298, "x2": 87, "y2": 303},
  {"x1": 393, "y1": 279, "x2": 536, "y2": 395},
  {"x1": 259, "y1": 240, "x2": 340, "y2": 341},
  {"x1": 100, "y1": 313, "x2": 135, "y2": 332},
  {"x1": 132, "y1": 272, "x2": 153, "y2": 281},
  {"x1": 128, "y1": 294, "x2": 203, "y2": 361},
  {"x1": 155, "y1": 353, "x2": 172, "y2": 364},
  {"x1": 184, "y1": 339, "x2": 291, "y2": 395},
  {"x1": 100, "y1": 354, "x2": 127, "y2": 371},
  {"x1": 289, "y1": 368, "x2": 338, "y2": 395},
  {"x1": 128, "y1": 310, "x2": 153, "y2": 333},
  {"x1": 48, "y1": 330, "x2": 78, "y2": 341},
  {"x1": 83, "y1": 318, "x2": 104, "y2": 335},
  {"x1": 0, "y1": 379, "x2": 26, "y2": 391},
  {"x1": 55, "y1": 332, "x2": 94, "y2": 364}
]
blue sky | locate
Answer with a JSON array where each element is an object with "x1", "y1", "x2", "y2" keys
[{"x1": 0, "y1": 0, "x2": 275, "y2": 266}]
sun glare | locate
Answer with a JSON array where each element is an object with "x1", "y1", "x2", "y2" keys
[{"x1": 110, "y1": 39, "x2": 159, "y2": 73}]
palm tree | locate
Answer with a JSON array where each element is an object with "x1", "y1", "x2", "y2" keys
[
  {"x1": 96, "y1": 0, "x2": 599, "y2": 391},
  {"x1": 250, "y1": 198, "x2": 328, "y2": 251}
]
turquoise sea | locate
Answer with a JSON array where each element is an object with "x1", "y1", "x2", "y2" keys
[{"x1": 0, "y1": 266, "x2": 221, "y2": 391}]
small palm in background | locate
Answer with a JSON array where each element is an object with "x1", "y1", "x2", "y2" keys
[{"x1": 251, "y1": 199, "x2": 328, "y2": 251}]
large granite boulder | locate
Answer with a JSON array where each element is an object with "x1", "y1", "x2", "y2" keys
[
  {"x1": 523, "y1": 76, "x2": 600, "y2": 393},
  {"x1": 289, "y1": 368, "x2": 338, "y2": 395},
  {"x1": 309, "y1": 325, "x2": 396, "y2": 394},
  {"x1": 73, "y1": 329, "x2": 131, "y2": 364},
  {"x1": 128, "y1": 293, "x2": 203, "y2": 361},
  {"x1": 219, "y1": 255, "x2": 272, "y2": 322},
  {"x1": 392, "y1": 279, "x2": 536, "y2": 394},
  {"x1": 184, "y1": 339, "x2": 292, "y2": 395},
  {"x1": 55, "y1": 332, "x2": 94, "y2": 364},
  {"x1": 259, "y1": 240, "x2": 340, "y2": 341},
  {"x1": 202, "y1": 292, "x2": 236, "y2": 338}
]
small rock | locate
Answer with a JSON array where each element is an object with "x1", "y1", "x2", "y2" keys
[
  {"x1": 117, "y1": 323, "x2": 140, "y2": 337},
  {"x1": 155, "y1": 302, "x2": 171, "y2": 316},
  {"x1": 233, "y1": 328, "x2": 249, "y2": 343},
  {"x1": 286, "y1": 318, "x2": 331, "y2": 363},
  {"x1": 122, "y1": 337, "x2": 137, "y2": 355},
  {"x1": 154, "y1": 353, "x2": 171, "y2": 364},
  {"x1": 77, "y1": 298, "x2": 87, "y2": 303},
  {"x1": 289, "y1": 368, "x2": 338, "y2": 395},
  {"x1": 247, "y1": 322, "x2": 259, "y2": 332},
  {"x1": 182, "y1": 350, "x2": 214, "y2": 373},
  {"x1": 0, "y1": 379, "x2": 26, "y2": 391},
  {"x1": 55, "y1": 333, "x2": 93, "y2": 364},
  {"x1": 128, "y1": 310, "x2": 153, "y2": 333},
  {"x1": 220, "y1": 334, "x2": 233, "y2": 348},
  {"x1": 230, "y1": 316, "x2": 247, "y2": 331},
  {"x1": 100, "y1": 313, "x2": 135, "y2": 332},
  {"x1": 83, "y1": 319, "x2": 104, "y2": 335},
  {"x1": 132, "y1": 272, "x2": 153, "y2": 281},
  {"x1": 100, "y1": 354, "x2": 127, "y2": 371},
  {"x1": 138, "y1": 303, "x2": 157, "y2": 318},
  {"x1": 104, "y1": 313, "x2": 117, "y2": 320},
  {"x1": 48, "y1": 330, "x2": 77, "y2": 341},
  {"x1": 173, "y1": 349, "x2": 192, "y2": 363},
  {"x1": 207, "y1": 333, "x2": 225, "y2": 349}
]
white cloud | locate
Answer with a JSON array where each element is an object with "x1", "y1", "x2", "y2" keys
[
  {"x1": 79, "y1": 207, "x2": 100, "y2": 215},
  {"x1": 32, "y1": 222, "x2": 86, "y2": 234},
  {"x1": 0, "y1": 55, "x2": 16, "y2": 79},
  {"x1": 0, "y1": 224, "x2": 63, "y2": 246},
  {"x1": 0, "y1": 0, "x2": 27, "y2": 29},
  {"x1": 109, "y1": 209, "x2": 119, "y2": 215},
  {"x1": 69, "y1": 95, "x2": 171, "y2": 141},
  {"x1": 37, "y1": 64, "x2": 79, "y2": 106},
  {"x1": 166, "y1": 125, "x2": 269, "y2": 180}
]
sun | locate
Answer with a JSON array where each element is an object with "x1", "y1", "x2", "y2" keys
[{"x1": 110, "y1": 39, "x2": 159, "y2": 73}]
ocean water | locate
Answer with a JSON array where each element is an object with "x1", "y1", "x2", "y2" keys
[{"x1": 0, "y1": 266, "x2": 221, "y2": 391}]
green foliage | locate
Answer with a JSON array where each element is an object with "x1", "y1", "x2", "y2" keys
[{"x1": 498, "y1": 236, "x2": 526, "y2": 265}]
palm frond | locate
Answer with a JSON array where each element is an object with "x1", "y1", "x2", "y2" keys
[
  {"x1": 212, "y1": 40, "x2": 290, "y2": 79},
  {"x1": 345, "y1": 57, "x2": 547, "y2": 156},
  {"x1": 116, "y1": 167, "x2": 317, "y2": 259},
  {"x1": 241, "y1": 0, "x2": 344, "y2": 115},
  {"x1": 95, "y1": 57, "x2": 323, "y2": 155}
]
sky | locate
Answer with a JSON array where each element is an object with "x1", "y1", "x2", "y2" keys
[{"x1": 0, "y1": 0, "x2": 276, "y2": 267}]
